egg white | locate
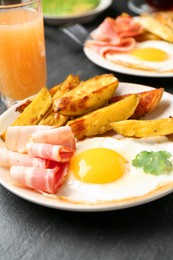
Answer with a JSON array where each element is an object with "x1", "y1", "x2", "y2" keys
[
  {"x1": 106, "y1": 40, "x2": 173, "y2": 72},
  {"x1": 56, "y1": 136, "x2": 173, "y2": 204}
]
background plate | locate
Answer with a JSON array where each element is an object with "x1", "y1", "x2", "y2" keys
[
  {"x1": 84, "y1": 47, "x2": 173, "y2": 78},
  {"x1": 0, "y1": 82, "x2": 173, "y2": 211},
  {"x1": 44, "y1": 0, "x2": 112, "y2": 26}
]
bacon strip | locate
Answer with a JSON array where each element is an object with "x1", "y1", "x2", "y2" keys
[
  {"x1": 91, "y1": 17, "x2": 121, "y2": 44},
  {"x1": 113, "y1": 15, "x2": 143, "y2": 38},
  {"x1": 26, "y1": 143, "x2": 74, "y2": 163},
  {"x1": 5, "y1": 125, "x2": 53, "y2": 153},
  {"x1": 5, "y1": 125, "x2": 76, "y2": 153},
  {"x1": 10, "y1": 163, "x2": 68, "y2": 194},
  {"x1": 86, "y1": 14, "x2": 143, "y2": 56},
  {"x1": 3, "y1": 125, "x2": 76, "y2": 195},
  {"x1": 91, "y1": 16, "x2": 143, "y2": 42},
  {"x1": 86, "y1": 37, "x2": 136, "y2": 56},
  {"x1": 31, "y1": 125, "x2": 76, "y2": 151},
  {"x1": 0, "y1": 147, "x2": 48, "y2": 168}
]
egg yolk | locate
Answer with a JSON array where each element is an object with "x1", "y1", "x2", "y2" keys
[
  {"x1": 69, "y1": 148, "x2": 127, "y2": 184},
  {"x1": 131, "y1": 47, "x2": 169, "y2": 62}
]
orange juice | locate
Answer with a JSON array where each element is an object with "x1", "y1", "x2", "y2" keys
[{"x1": 0, "y1": 8, "x2": 46, "y2": 100}]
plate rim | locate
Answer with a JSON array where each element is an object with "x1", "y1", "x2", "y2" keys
[
  {"x1": 84, "y1": 45, "x2": 173, "y2": 78},
  {"x1": 1, "y1": 82, "x2": 173, "y2": 212}
]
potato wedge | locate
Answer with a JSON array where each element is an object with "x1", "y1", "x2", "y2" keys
[
  {"x1": 1, "y1": 87, "x2": 51, "y2": 140},
  {"x1": 51, "y1": 74, "x2": 80, "y2": 99},
  {"x1": 15, "y1": 74, "x2": 80, "y2": 115},
  {"x1": 15, "y1": 99, "x2": 32, "y2": 113},
  {"x1": 49, "y1": 82, "x2": 62, "y2": 97},
  {"x1": 138, "y1": 14, "x2": 173, "y2": 43},
  {"x1": 109, "y1": 88, "x2": 164, "y2": 119},
  {"x1": 39, "y1": 74, "x2": 80, "y2": 126},
  {"x1": 39, "y1": 112, "x2": 68, "y2": 127},
  {"x1": 134, "y1": 31, "x2": 162, "y2": 42},
  {"x1": 12, "y1": 87, "x2": 51, "y2": 126},
  {"x1": 111, "y1": 118, "x2": 173, "y2": 137},
  {"x1": 54, "y1": 74, "x2": 119, "y2": 116},
  {"x1": 68, "y1": 94, "x2": 139, "y2": 139}
]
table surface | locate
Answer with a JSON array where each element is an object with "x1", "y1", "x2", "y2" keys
[{"x1": 1, "y1": 1, "x2": 173, "y2": 260}]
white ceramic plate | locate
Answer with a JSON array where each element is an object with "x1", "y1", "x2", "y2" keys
[
  {"x1": 43, "y1": 0, "x2": 112, "y2": 26},
  {"x1": 0, "y1": 82, "x2": 173, "y2": 212},
  {"x1": 84, "y1": 47, "x2": 173, "y2": 78}
]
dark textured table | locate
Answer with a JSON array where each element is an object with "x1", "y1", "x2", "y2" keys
[{"x1": 1, "y1": 1, "x2": 173, "y2": 260}]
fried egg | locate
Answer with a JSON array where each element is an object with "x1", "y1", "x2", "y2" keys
[
  {"x1": 56, "y1": 136, "x2": 173, "y2": 204},
  {"x1": 106, "y1": 40, "x2": 173, "y2": 72}
]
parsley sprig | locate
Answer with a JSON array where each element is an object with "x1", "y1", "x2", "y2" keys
[{"x1": 132, "y1": 151, "x2": 173, "y2": 175}]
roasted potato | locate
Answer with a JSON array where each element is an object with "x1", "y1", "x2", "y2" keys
[
  {"x1": 134, "y1": 31, "x2": 162, "y2": 42},
  {"x1": 12, "y1": 87, "x2": 51, "y2": 126},
  {"x1": 68, "y1": 94, "x2": 139, "y2": 139},
  {"x1": 1, "y1": 87, "x2": 52, "y2": 140},
  {"x1": 39, "y1": 112, "x2": 68, "y2": 127},
  {"x1": 138, "y1": 13, "x2": 173, "y2": 43},
  {"x1": 51, "y1": 74, "x2": 80, "y2": 99},
  {"x1": 15, "y1": 100, "x2": 32, "y2": 113},
  {"x1": 39, "y1": 74, "x2": 80, "y2": 126},
  {"x1": 111, "y1": 117, "x2": 173, "y2": 137},
  {"x1": 53, "y1": 74, "x2": 119, "y2": 116},
  {"x1": 109, "y1": 88, "x2": 164, "y2": 119}
]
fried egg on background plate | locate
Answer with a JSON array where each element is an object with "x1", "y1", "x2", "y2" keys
[
  {"x1": 52, "y1": 136, "x2": 173, "y2": 204},
  {"x1": 106, "y1": 40, "x2": 173, "y2": 72}
]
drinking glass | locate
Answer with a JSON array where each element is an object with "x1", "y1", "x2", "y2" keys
[
  {"x1": 128, "y1": 0, "x2": 173, "y2": 14},
  {"x1": 0, "y1": 0, "x2": 47, "y2": 108}
]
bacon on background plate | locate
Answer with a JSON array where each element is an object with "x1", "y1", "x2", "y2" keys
[{"x1": 85, "y1": 14, "x2": 143, "y2": 56}]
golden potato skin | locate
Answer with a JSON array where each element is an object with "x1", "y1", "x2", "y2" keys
[
  {"x1": 111, "y1": 117, "x2": 173, "y2": 137},
  {"x1": 68, "y1": 94, "x2": 139, "y2": 139},
  {"x1": 1, "y1": 87, "x2": 52, "y2": 140},
  {"x1": 15, "y1": 100, "x2": 32, "y2": 113},
  {"x1": 53, "y1": 74, "x2": 119, "y2": 116},
  {"x1": 12, "y1": 87, "x2": 51, "y2": 126},
  {"x1": 39, "y1": 112, "x2": 68, "y2": 127},
  {"x1": 109, "y1": 88, "x2": 164, "y2": 119},
  {"x1": 138, "y1": 13, "x2": 173, "y2": 43},
  {"x1": 51, "y1": 74, "x2": 80, "y2": 99},
  {"x1": 39, "y1": 74, "x2": 80, "y2": 126}
]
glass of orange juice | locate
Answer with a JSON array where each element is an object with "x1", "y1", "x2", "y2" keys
[{"x1": 0, "y1": 0, "x2": 47, "y2": 108}]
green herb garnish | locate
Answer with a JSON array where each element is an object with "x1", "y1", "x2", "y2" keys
[{"x1": 132, "y1": 150, "x2": 173, "y2": 175}]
